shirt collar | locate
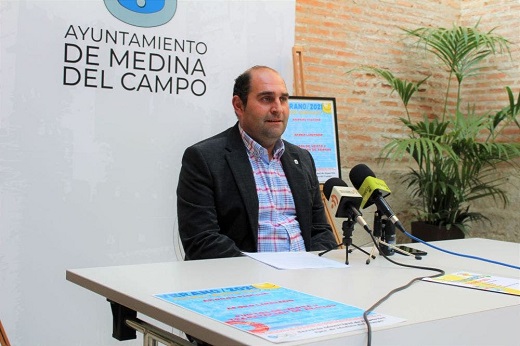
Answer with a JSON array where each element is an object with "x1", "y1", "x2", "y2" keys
[{"x1": 238, "y1": 124, "x2": 285, "y2": 160}]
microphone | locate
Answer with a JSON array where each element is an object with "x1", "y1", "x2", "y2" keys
[
  {"x1": 349, "y1": 164, "x2": 404, "y2": 232},
  {"x1": 323, "y1": 178, "x2": 371, "y2": 233}
]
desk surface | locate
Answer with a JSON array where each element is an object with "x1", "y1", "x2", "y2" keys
[{"x1": 66, "y1": 238, "x2": 520, "y2": 345}]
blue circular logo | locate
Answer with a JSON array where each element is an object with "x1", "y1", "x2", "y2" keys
[{"x1": 104, "y1": 0, "x2": 177, "y2": 27}]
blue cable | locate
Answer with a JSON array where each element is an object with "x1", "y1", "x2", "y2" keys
[{"x1": 401, "y1": 228, "x2": 520, "y2": 270}]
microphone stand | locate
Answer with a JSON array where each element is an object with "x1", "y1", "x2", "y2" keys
[
  {"x1": 367, "y1": 210, "x2": 418, "y2": 263},
  {"x1": 319, "y1": 218, "x2": 371, "y2": 265},
  {"x1": 366, "y1": 211, "x2": 383, "y2": 265},
  {"x1": 341, "y1": 219, "x2": 354, "y2": 265}
]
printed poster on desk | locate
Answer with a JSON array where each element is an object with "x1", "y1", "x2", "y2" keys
[
  {"x1": 423, "y1": 271, "x2": 520, "y2": 296},
  {"x1": 155, "y1": 283, "x2": 404, "y2": 343},
  {"x1": 285, "y1": 97, "x2": 341, "y2": 183}
]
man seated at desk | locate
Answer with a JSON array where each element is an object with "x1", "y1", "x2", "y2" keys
[{"x1": 177, "y1": 65, "x2": 337, "y2": 260}]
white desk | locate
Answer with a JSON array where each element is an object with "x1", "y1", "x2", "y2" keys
[{"x1": 66, "y1": 238, "x2": 520, "y2": 345}]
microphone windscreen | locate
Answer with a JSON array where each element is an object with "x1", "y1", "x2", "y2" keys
[
  {"x1": 323, "y1": 177, "x2": 347, "y2": 200},
  {"x1": 349, "y1": 164, "x2": 376, "y2": 190}
]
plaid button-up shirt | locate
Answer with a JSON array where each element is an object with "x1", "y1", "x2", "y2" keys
[{"x1": 239, "y1": 125, "x2": 305, "y2": 252}]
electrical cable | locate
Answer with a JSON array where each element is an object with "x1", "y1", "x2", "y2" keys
[
  {"x1": 397, "y1": 227, "x2": 520, "y2": 271},
  {"x1": 331, "y1": 217, "x2": 503, "y2": 345},
  {"x1": 358, "y1": 211, "x2": 518, "y2": 345},
  {"x1": 361, "y1": 232, "x2": 445, "y2": 346}
]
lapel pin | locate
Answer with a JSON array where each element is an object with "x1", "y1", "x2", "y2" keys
[{"x1": 294, "y1": 159, "x2": 299, "y2": 164}]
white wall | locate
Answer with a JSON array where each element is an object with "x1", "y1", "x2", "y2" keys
[{"x1": 0, "y1": 1, "x2": 295, "y2": 344}]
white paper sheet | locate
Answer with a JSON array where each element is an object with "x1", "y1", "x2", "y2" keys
[{"x1": 243, "y1": 251, "x2": 348, "y2": 269}]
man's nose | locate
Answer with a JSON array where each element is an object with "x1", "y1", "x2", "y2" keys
[{"x1": 271, "y1": 99, "x2": 283, "y2": 114}]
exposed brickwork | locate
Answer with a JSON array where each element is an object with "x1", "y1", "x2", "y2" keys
[{"x1": 295, "y1": 0, "x2": 520, "y2": 241}]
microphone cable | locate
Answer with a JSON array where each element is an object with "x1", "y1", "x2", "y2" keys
[
  {"x1": 364, "y1": 223, "x2": 519, "y2": 345},
  {"x1": 362, "y1": 231, "x2": 445, "y2": 346},
  {"x1": 399, "y1": 228, "x2": 520, "y2": 271}
]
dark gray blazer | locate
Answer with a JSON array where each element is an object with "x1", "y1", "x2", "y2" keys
[{"x1": 177, "y1": 123, "x2": 337, "y2": 260}]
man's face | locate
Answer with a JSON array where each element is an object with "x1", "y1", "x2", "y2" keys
[{"x1": 233, "y1": 68, "x2": 290, "y2": 152}]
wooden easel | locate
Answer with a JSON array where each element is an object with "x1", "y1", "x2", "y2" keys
[
  {"x1": 292, "y1": 46, "x2": 306, "y2": 97},
  {"x1": 0, "y1": 320, "x2": 11, "y2": 346}
]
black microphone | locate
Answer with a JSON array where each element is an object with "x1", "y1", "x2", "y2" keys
[
  {"x1": 323, "y1": 177, "x2": 371, "y2": 233},
  {"x1": 349, "y1": 164, "x2": 405, "y2": 232}
]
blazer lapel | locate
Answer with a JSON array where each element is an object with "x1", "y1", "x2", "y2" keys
[
  {"x1": 225, "y1": 125, "x2": 259, "y2": 237},
  {"x1": 281, "y1": 147, "x2": 308, "y2": 210}
]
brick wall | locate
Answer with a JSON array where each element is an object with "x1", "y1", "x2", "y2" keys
[
  {"x1": 460, "y1": 1, "x2": 520, "y2": 122},
  {"x1": 295, "y1": 0, "x2": 520, "y2": 241}
]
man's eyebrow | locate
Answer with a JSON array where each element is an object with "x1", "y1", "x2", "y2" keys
[
  {"x1": 256, "y1": 91, "x2": 290, "y2": 98},
  {"x1": 256, "y1": 91, "x2": 275, "y2": 97}
]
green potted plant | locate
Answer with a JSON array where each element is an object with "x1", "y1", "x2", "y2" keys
[{"x1": 361, "y1": 23, "x2": 520, "y2": 240}]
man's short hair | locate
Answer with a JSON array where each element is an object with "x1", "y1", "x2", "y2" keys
[{"x1": 233, "y1": 66, "x2": 278, "y2": 107}]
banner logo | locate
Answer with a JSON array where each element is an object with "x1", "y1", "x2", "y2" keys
[
  {"x1": 104, "y1": 0, "x2": 177, "y2": 27},
  {"x1": 330, "y1": 194, "x2": 339, "y2": 210}
]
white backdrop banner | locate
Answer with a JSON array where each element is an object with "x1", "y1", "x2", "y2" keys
[{"x1": 0, "y1": 0, "x2": 295, "y2": 344}]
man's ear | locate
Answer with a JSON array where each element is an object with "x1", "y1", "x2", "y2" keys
[{"x1": 232, "y1": 95, "x2": 244, "y2": 115}]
